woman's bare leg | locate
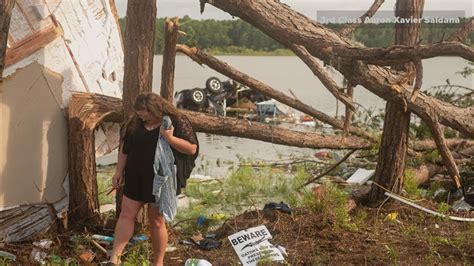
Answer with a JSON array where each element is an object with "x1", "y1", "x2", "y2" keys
[
  {"x1": 148, "y1": 205, "x2": 168, "y2": 266},
  {"x1": 109, "y1": 196, "x2": 144, "y2": 263}
]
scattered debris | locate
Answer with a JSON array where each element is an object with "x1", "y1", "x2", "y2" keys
[
  {"x1": 385, "y1": 212, "x2": 399, "y2": 222},
  {"x1": 184, "y1": 258, "x2": 213, "y2": 266},
  {"x1": 33, "y1": 239, "x2": 53, "y2": 249},
  {"x1": 385, "y1": 192, "x2": 474, "y2": 222},
  {"x1": 452, "y1": 197, "x2": 474, "y2": 212},
  {"x1": 78, "y1": 249, "x2": 96, "y2": 263},
  {"x1": 30, "y1": 248, "x2": 47, "y2": 264},
  {"x1": 263, "y1": 202, "x2": 292, "y2": 215},
  {"x1": 346, "y1": 168, "x2": 375, "y2": 185}
]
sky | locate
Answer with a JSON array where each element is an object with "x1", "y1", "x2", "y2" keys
[{"x1": 114, "y1": 0, "x2": 473, "y2": 20}]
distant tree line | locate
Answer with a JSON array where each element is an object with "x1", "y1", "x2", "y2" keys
[{"x1": 118, "y1": 16, "x2": 473, "y2": 55}]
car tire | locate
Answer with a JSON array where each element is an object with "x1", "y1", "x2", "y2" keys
[
  {"x1": 205, "y1": 77, "x2": 222, "y2": 94},
  {"x1": 190, "y1": 88, "x2": 207, "y2": 105}
]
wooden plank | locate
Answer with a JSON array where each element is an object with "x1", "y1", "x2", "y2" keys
[
  {"x1": 0, "y1": 205, "x2": 55, "y2": 243},
  {"x1": 5, "y1": 25, "x2": 63, "y2": 67}
]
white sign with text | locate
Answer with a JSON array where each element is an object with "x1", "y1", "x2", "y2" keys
[{"x1": 228, "y1": 225, "x2": 285, "y2": 265}]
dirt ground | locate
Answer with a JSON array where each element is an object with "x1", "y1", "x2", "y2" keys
[
  {"x1": 163, "y1": 203, "x2": 474, "y2": 265},
  {"x1": 3, "y1": 202, "x2": 474, "y2": 265}
]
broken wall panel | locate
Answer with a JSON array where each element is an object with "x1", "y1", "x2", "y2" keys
[
  {"x1": 46, "y1": 0, "x2": 124, "y2": 98},
  {"x1": 4, "y1": 38, "x2": 86, "y2": 106},
  {"x1": 0, "y1": 63, "x2": 68, "y2": 208}
]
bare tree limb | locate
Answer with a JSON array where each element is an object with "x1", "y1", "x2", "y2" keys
[
  {"x1": 177, "y1": 44, "x2": 375, "y2": 140},
  {"x1": 425, "y1": 114, "x2": 462, "y2": 188},
  {"x1": 339, "y1": 0, "x2": 385, "y2": 36},
  {"x1": 331, "y1": 42, "x2": 474, "y2": 64},
  {"x1": 447, "y1": 17, "x2": 474, "y2": 42},
  {"x1": 289, "y1": 44, "x2": 355, "y2": 111},
  {"x1": 297, "y1": 149, "x2": 357, "y2": 190},
  {"x1": 343, "y1": 84, "x2": 355, "y2": 134}
]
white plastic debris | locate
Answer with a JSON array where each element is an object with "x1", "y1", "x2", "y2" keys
[
  {"x1": 346, "y1": 169, "x2": 375, "y2": 185},
  {"x1": 33, "y1": 239, "x2": 53, "y2": 249},
  {"x1": 184, "y1": 258, "x2": 212, "y2": 266},
  {"x1": 30, "y1": 248, "x2": 47, "y2": 264},
  {"x1": 452, "y1": 197, "x2": 474, "y2": 212}
]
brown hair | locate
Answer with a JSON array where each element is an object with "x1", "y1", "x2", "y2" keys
[{"x1": 124, "y1": 92, "x2": 164, "y2": 137}]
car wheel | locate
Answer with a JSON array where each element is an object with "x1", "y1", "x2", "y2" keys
[
  {"x1": 205, "y1": 77, "x2": 222, "y2": 94},
  {"x1": 190, "y1": 88, "x2": 207, "y2": 105}
]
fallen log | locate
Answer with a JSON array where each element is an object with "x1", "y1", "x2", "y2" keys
[{"x1": 181, "y1": 111, "x2": 371, "y2": 149}]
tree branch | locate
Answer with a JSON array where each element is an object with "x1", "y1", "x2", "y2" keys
[
  {"x1": 343, "y1": 84, "x2": 355, "y2": 134},
  {"x1": 332, "y1": 42, "x2": 474, "y2": 64},
  {"x1": 339, "y1": 0, "x2": 385, "y2": 36},
  {"x1": 425, "y1": 114, "x2": 462, "y2": 188},
  {"x1": 289, "y1": 44, "x2": 355, "y2": 111},
  {"x1": 447, "y1": 17, "x2": 474, "y2": 42}
]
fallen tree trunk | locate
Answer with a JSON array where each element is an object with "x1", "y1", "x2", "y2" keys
[
  {"x1": 181, "y1": 110, "x2": 371, "y2": 149},
  {"x1": 176, "y1": 44, "x2": 375, "y2": 141},
  {"x1": 68, "y1": 93, "x2": 122, "y2": 223},
  {"x1": 203, "y1": 0, "x2": 474, "y2": 138}
]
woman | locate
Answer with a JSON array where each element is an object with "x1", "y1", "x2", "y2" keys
[{"x1": 108, "y1": 92, "x2": 198, "y2": 265}]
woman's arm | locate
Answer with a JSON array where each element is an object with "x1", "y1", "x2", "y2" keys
[
  {"x1": 111, "y1": 144, "x2": 128, "y2": 188},
  {"x1": 160, "y1": 126, "x2": 197, "y2": 155}
]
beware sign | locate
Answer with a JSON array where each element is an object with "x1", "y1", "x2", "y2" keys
[{"x1": 228, "y1": 225, "x2": 284, "y2": 265}]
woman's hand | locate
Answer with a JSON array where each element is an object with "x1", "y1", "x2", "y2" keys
[
  {"x1": 112, "y1": 172, "x2": 123, "y2": 189},
  {"x1": 160, "y1": 126, "x2": 175, "y2": 142}
]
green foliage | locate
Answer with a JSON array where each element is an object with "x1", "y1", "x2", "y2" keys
[
  {"x1": 352, "y1": 106, "x2": 384, "y2": 131},
  {"x1": 436, "y1": 202, "x2": 450, "y2": 218},
  {"x1": 385, "y1": 244, "x2": 399, "y2": 263},
  {"x1": 122, "y1": 241, "x2": 152, "y2": 265},
  {"x1": 309, "y1": 183, "x2": 357, "y2": 231},
  {"x1": 404, "y1": 168, "x2": 422, "y2": 199},
  {"x1": 118, "y1": 17, "x2": 473, "y2": 55}
]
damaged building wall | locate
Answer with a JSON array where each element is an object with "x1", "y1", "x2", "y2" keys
[
  {"x1": 0, "y1": 62, "x2": 68, "y2": 207},
  {"x1": 0, "y1": 0, "x2": 124, "y2": 239}
]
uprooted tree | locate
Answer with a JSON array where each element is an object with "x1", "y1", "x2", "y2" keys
[{"x1": 199, "y1": 0, "x2": 473, "y2": 204}]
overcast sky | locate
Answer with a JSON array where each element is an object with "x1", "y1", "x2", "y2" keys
[{"x1": 114, "y1": 0, "x2": 473, "y2": 19}]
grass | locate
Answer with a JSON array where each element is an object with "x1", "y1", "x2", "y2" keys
[
  {"x1": 404, "y1": 168, "x2": 423, "y2": 199},
  {"x1": 96, "y1": 166, "x2": 115, "y2": 205},
  {"x1": 176, "y1": 162, "x2": 319, "y2": 235}
]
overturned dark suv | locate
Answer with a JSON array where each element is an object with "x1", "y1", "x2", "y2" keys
[{"x1": 175, "y1": 77, "x2": 269, "y2": 116}]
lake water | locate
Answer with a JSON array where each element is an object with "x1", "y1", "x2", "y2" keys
[{"x1": 99, "y1": 55, "x2": 472, "y2": 178}]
